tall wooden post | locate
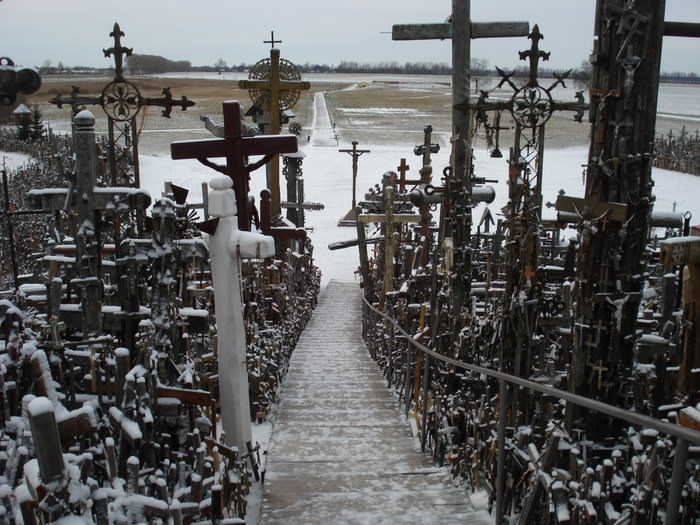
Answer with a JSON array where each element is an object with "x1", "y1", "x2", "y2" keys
[
  {"x1": 568, "y1": 0, "x2": 700, "y2": 433},
  {"x1": 73, "y1": 110, "x2": 103, "y2": 337},
  {"x1": 393, "y1": 2, "x2": 528, "y2": 321}
]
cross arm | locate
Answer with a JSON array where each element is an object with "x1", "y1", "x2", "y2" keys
[
  {"x1": 171, "y1": 134, "x2": 298, "y2": 160},
  {"x1": 663, "y1": 22, "x2": 700, "y2": 38},
  {"x1": 555, "y1": 195, "x2": 627, "y2": 222},
  {"x1": 238, "y1": 79, "x2": 311, "y2": 91},
  {"x1": 358, "y1": 213, "x2": 421, "y2": 224},
  {"x1": 392, "y1": 21, "x2": 528, "y2": 40},
  {"x1": 660, "y1": 237, "x2": 700, "y2": 266}
]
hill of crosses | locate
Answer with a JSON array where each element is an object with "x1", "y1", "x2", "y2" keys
[{"x1": 1, "y1": 1, "x2": 700, "y2": 524}]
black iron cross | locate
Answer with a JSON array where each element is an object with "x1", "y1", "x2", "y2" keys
[
  {"x1": 103, "y1": 22, "x2": 132, "y2": 82},
  {"x1": 264, "y1": 31, "x2": 282, "y2": 49}
]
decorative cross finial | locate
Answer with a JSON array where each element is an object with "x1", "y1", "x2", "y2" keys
[
  {"x1": 263, "y1": 30, "x2": 282, "y2": 49},
  {"x1": 519, "y1": 24, "x2": 550, "y2": 87},
  {"x1": 104, "y1": 22, "x2": 133, "y2": 82}
]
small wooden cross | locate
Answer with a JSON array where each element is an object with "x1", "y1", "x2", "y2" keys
[
  {"x1": 396, "y1": 158, "x2": 422, "y2": 192},
  {"x1": 358, "y1": 186, "x2": 420, "y2": 309},
  {"x1": 591, "y1": 360, "x2": 609, "y2": 390},
  {"x1": 170, "y1": 100, "x2": 298, "y2": 231}
]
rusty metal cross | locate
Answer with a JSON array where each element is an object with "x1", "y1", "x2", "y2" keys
[{"x1": 170, "y1": 100, "x2": 298, "y2": 231}]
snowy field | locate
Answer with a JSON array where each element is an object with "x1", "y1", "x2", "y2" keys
[{"x1": 4, "y1": 86, "x2": 700, "y2": 289}]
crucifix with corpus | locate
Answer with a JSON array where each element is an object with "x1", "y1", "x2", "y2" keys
[
  {"x1": 338, "y1": 141, "x2": 371, "y2": 226},
  {"x1": 238, "y1": 32, "x2": 310, "y2": 217},
  {"x1": 170, "y1": 100, "x2": 298, "y2": 232}
]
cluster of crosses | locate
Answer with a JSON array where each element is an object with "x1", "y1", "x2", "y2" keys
[
  {"x1": 0, "y1": 22, "x2": 325, "y2": 524},
  {"x1": 345, "y1": 1, "x2": 700, "y2": 523}
]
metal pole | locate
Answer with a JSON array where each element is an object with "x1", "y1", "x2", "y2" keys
[
  {"x1": 665, "y1": 437, "x2": 689, "y2": 524},
  {"x1": 496, "y1": 376, "x2": 507, "y2": 525}
]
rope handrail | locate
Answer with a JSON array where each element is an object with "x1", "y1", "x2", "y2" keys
[{"x1": 362, "y1": 296, "x2": 700, "y2": 445}]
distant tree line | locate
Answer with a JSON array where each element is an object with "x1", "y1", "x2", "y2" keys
[
  {"x1": 34, "y1": 54, "x2": 700, "y2": 84},
  {"x1": 126, "y1": 54, "x2": 191, "y2": 74}
]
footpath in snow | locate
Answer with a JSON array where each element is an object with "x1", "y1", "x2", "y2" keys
[{"x1": 258, "y1": 281, "x2": 492, "y2": 525}]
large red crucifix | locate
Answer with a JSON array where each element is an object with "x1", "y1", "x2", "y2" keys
[{"x1": 170, "y1": 100, "x2": 298, "y2": 231}]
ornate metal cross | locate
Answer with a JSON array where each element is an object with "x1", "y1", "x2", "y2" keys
[
  {"x1": 170, "y1": 100, "x2": 298, "y2": 231},
  {"x1": 48, "y1": 23, "x2": 195, "y2": 187},
  {"x1": 238, "y1": 47, "x2": 310, "y2": 216}
]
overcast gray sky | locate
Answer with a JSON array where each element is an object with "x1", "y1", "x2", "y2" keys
[{"x1": 1, "y1": 0, "x2": 699, "y2": 73}]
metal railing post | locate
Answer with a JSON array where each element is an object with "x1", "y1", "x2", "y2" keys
[{"x1": 665, "y1": 437, "x2": 689, "y2": 524}]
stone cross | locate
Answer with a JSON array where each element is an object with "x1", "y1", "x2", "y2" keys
[
  {"x1": 170, "y1": 100, "x2": 298, "y2": 231},
  {"x1": 338, "y1": 141, "x2": 370, "y2": 226},
  {"x1": 205, "y1": 174, "x2": 275, "y2": 454},
  {"x1": 238, "y1": 48, "x2": 310, "y2": 216},
  {"x1": 358, "y1": 183, "x2": 420, "y2": 309}
]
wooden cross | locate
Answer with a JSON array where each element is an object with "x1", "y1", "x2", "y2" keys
[
  {"x1": 238, "y1": 49, "x2": 310, "y2": 216},
  {"x1": 28, "y1": 110, "x2": 151, "y2": 336},
  {"x1": 338, "y1": 141, "x2": 370, "y2": 225},
  {"x1": 396, "y1": 158, "x2": 421, "y2": 192},
  {"x1": 591, "y1": 360, "x2": 609, "y2": 390},
  {"x1": 263, "y1": 30, "x2": 282, "y2": 48},
  {"x1": 358, "y1": 186, "x2": 420, "y2": 309},
  {"x1": 554, "y1": 194, "x2": 628, "y2": 223},
  {"x1": 393, "y1": 3, "x2": 528, "y2": 187},
  {"x1": 260, "y1": 189, "x2": 306, "y2": 241},
  {"x1": 170, "y1": 100, "x2": 298, "y2": 231}
]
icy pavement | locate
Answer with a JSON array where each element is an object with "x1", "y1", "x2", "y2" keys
[{"x1": 258, "y1": 281, "x2": 493, "y2": 525}]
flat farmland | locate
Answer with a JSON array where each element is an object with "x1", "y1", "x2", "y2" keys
[{"x1": 22, "y1": 74, "x2": 697, "y2": 156}]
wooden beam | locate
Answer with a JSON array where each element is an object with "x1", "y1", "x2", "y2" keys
[
  {"x1": 555, "y1": 195, "x2": 627, "y2": 222},
  {"x1": 663, "y1": 22, "x2": 700, "y2": 38},
  {"x1": 660, "y1": 237, "x2": 700, "y2": 266},
  {"x1": 392, "y1": 21, "x2": 529, "y2": 41}
]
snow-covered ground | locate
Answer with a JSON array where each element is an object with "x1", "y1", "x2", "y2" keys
[
  {"x1": 3, "y1": 84, "x2": 700, "y2": 524},
  {"x1": 6, "y1": 93, "x2": 700, "y2": 288}
]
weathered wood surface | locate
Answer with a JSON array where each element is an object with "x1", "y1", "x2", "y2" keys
[
  {"x1": 259, "y1": 282, "x2": 492, "y2": 525},
  {"x1": 392, "y1": 21, "x2": 529, "y2": 40}
]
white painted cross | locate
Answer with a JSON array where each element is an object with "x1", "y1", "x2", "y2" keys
[{"x1": 205, "y1": 174, "x2": 275, "y2": 453}]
